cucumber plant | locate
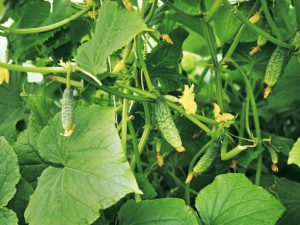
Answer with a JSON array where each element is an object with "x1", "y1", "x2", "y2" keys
[{"x1": 0, "y1": 0, "x2": 299, "y2": 224}]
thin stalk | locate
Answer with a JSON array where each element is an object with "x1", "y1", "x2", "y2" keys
[
  {"x1": 47, "y1": 75, "x2": 83, "y2": 88},
  {"x1": 0, "y1": 61, "x2": 67, "y2": 73},
  {"x1": 167, "y1": 171, "x2": 198, "y2": 195},
  {"x1": 223, "y1": 0, "x2": 293, "y2": 49},
  {"x1": 230, "y1": 59, "x2": 263, "y2": 185},
  {"x1": 128, "y1": 120, "x2": 143, "y2": 173},
  {"x1": 145, "y1": 0, "x2": 158, "y2": 23},
  {"x1": 193, "y1": 114, "x2": 218, "y2": 126},
  {"x1": 121, "y1": 90, "x2": 129, "y2": 155},
  {"x1": 115, "y1": 82, "x2": 157, "y2": 99},
  {"x1": 0, "y1": 6, "x2": 91, "y2": 34},
  {"x1": 260, "y1": 0, "x2": 282, "y2": 40},
  {"x1": 205, "y1": 0, "x2": 223, "y2": 22},
  {"x1": 130, "y1": 103, "x2": 152, "y2": 168},
  {"x1": 161, "y1": 0, "x2": 205, "y2": 18},
  {"x1": 136, "y1": 35, "x2": 155, "y2": 91},
  {"x1": 200, "y1": 20, "x2": 224, "y2": 110},
  {"x1": 167, "y1": 101, "x2": 212, "y2": 135}
]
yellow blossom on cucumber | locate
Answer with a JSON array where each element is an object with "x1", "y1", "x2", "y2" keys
[
  {"x1": 156, "y1": 152, "x2": 164, "y2": 167},
  {"x1": 213, "y1": 103, "x2": 235, "y2": 126},
  {"x1": 0, "y1": 67, "x2": 10, "y2": 85},
  {"x1": 249, "y1": 11, "x2": 261, "y2": 24},
  {"x1": 178, "y1": 84, "x2": 197, "y2": 114},
  {"x1": 123, "y1": 0, "x2": 133, "y2": 11},
  {"x1": 161, "y1": 34, "x2": 174, "y2": 45}
]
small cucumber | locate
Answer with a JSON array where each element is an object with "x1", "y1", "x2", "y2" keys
[
  {"x1": 154, "y1": 100, "x2": 184, "y2": 152},
  {"x1": 193, "y1": 141, "x2": 220, "y2": 175},
  {"x1": 264, "y1": 46, "x2": 289, "y2": 98},
  {"x1": 61, "y1": 88, "x2": 75, "y2": 136}
]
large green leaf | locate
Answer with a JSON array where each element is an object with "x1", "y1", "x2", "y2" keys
[
  {"x1": 0, "y1": 137, "x2": 20, "y2": 225},
  {"x1": 288, "y1": 137, "x2": 300, "y2": 167},
  {"x1": 195, "y1": 173, "x2": 285, "y2": 225},
  {"x1": 260, "y1": 176, "x2": 300, "y2": 225},
  {"x1": 9, "y1": 0, "x2": 77, "y2": 61},
  {"x1": 118, "y1": 198, "x2": 200, "y2": 225},
  {"x1": 25, "y1": 105, "x2": 141, "y2": 225},
  {"x1": 77, "y1": 0, "x2": 147, "y2": 75},
  {"x1": 0, "y1": 73, "x2": 27, "y2": 143}
]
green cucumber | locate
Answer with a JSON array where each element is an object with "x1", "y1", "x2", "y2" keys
[
  {"x1": 193, "y1": 141, "x2": 220, "y2": 175},
  {"x1": 61, "y1": 88, "x2": 75, "y2": 136},
  {"x1": 264, "y1": 46, "x2": 289, "y2": 98},
  {"x1": 154, "y1": 100, "x2": 184, "y2": 152}
]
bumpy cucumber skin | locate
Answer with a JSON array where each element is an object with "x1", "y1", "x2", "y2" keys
[
  {"x1": 193, "y1": 142, "x2": 220, "y2": 175},
  {"x1": 264, "y1": 46, "x2": 289, "y2": 87},
  {"x1": 154, "y1": 101, "x2": 184, "y2": 152},
  {"x1": 61, "y1": 89, "x2": 74, "y2": 132}
]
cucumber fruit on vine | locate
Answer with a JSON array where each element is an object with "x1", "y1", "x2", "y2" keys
[
  {"x1": 61, "y1": 88, "x2": 75, "y2": 137},
  {"x1": 264, "y1": 46, "x2": 290, "y2": 98},
  {"x1": 153, "y1": 100, "x2": 185, "y2": 152},
  {"x1": 185, "y1": 141, "x2": 220, "y2": 183}
]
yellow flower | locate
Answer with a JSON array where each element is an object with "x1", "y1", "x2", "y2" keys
[
  {"x1": 178, "y1": 84, "x2": 197, "y2": 114},
  {"x1": 0, "y1": 67, "x2": 9, "y2": 85},
  {"x1": 213, "y1": 103, "x2": 235, "y2": 127},
  {"x1": 161, "y1": 34, "x2": 174, "y2": 45}
]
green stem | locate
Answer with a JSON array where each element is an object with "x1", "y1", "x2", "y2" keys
[
  {"x1": 121, "y1": 89, "x2": 129, "y2": 155},
  {"x1": 115, "y1": 82, "x2": 157, "y2": 99},
  {"x1": 0, "y1": 6, "x2": 91, "y2": 34},
  {"x1": 223, "y1": 1, "x2": 260, "y2": 61},
  {"x1": 167, "y1": 101, "x2": 212, "y2": 135},
  {"x1": 145, "y1": 0, "x2": 158, "y2": 24},
  {"x1": 66, "y1": 70, "x2": 71, "y2": 90},
  {"x1": 136, "y1": 35, "x2": 155, "y2": 91},
  {"x1": 47, "y1": 75, "x2": 83, "y2": 88},
  {"x1": 238, "y1": 103, "x2": 246, "y2": 145},
  {"x1": 161, "y1": 0, "x2": 205, "y2": 18},
  {"x1": 223, "y1": 0, "x2": 293, "y2": 49},
  {"x1": 193, "y1": 114, "x2": 218, "y2": 126},
  {"x1": 230, "y1": 59, "x2": 263, "y2": 185},
  {"x1": 221, "y1": 135, "x2": 246, "y2": 160},
  {"x1": 260, "y1": 0, "x2": 282, "y2": 41},
  {"x1": 167, "y1": 171, "x2": 198, "y2": 195},
  {"x1": 0, "y1": 61, "x2": 67, "y2": 73},
  {"x1": 128, "y1": 120, "x2": 143, "y2": 173},
  {"x1": 260, "y1": 0, "x2": 282, "y2": 40},
  {"x1": 200, "y1": 19, "x2": 224, "y2": 110},
  {"x1": 130, "y1": 103, "x2": 152, "y2": 168},
  {"x1": 205, "y1": 0, "x2": 223, "y2": 22}
]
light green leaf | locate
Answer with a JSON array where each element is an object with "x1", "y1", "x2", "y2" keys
[
  {"x1": 118, "y1": 198, "x2": 200, "y2": 225},
  {"x1": 25, "y1": 105, "x2": 141, "y2": 225},
  {"x1": 288, "y1": 137, "x2": 300, "y2": 167},
  {"x1": 195, "y1": 173, "x2": 285, "y2": 225},
  {"x1": 0, "y1": 137, "x2": 20, "y2": 207},
  {"x1": 77, "y1": 0, "x2": 147, "y2": 75},
  {"x1": 0, "y1": 73, "x2": 28, "y2": 143},
  {"x1": 0, "y1": 208, "x2": 18, "y2": 225}
]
